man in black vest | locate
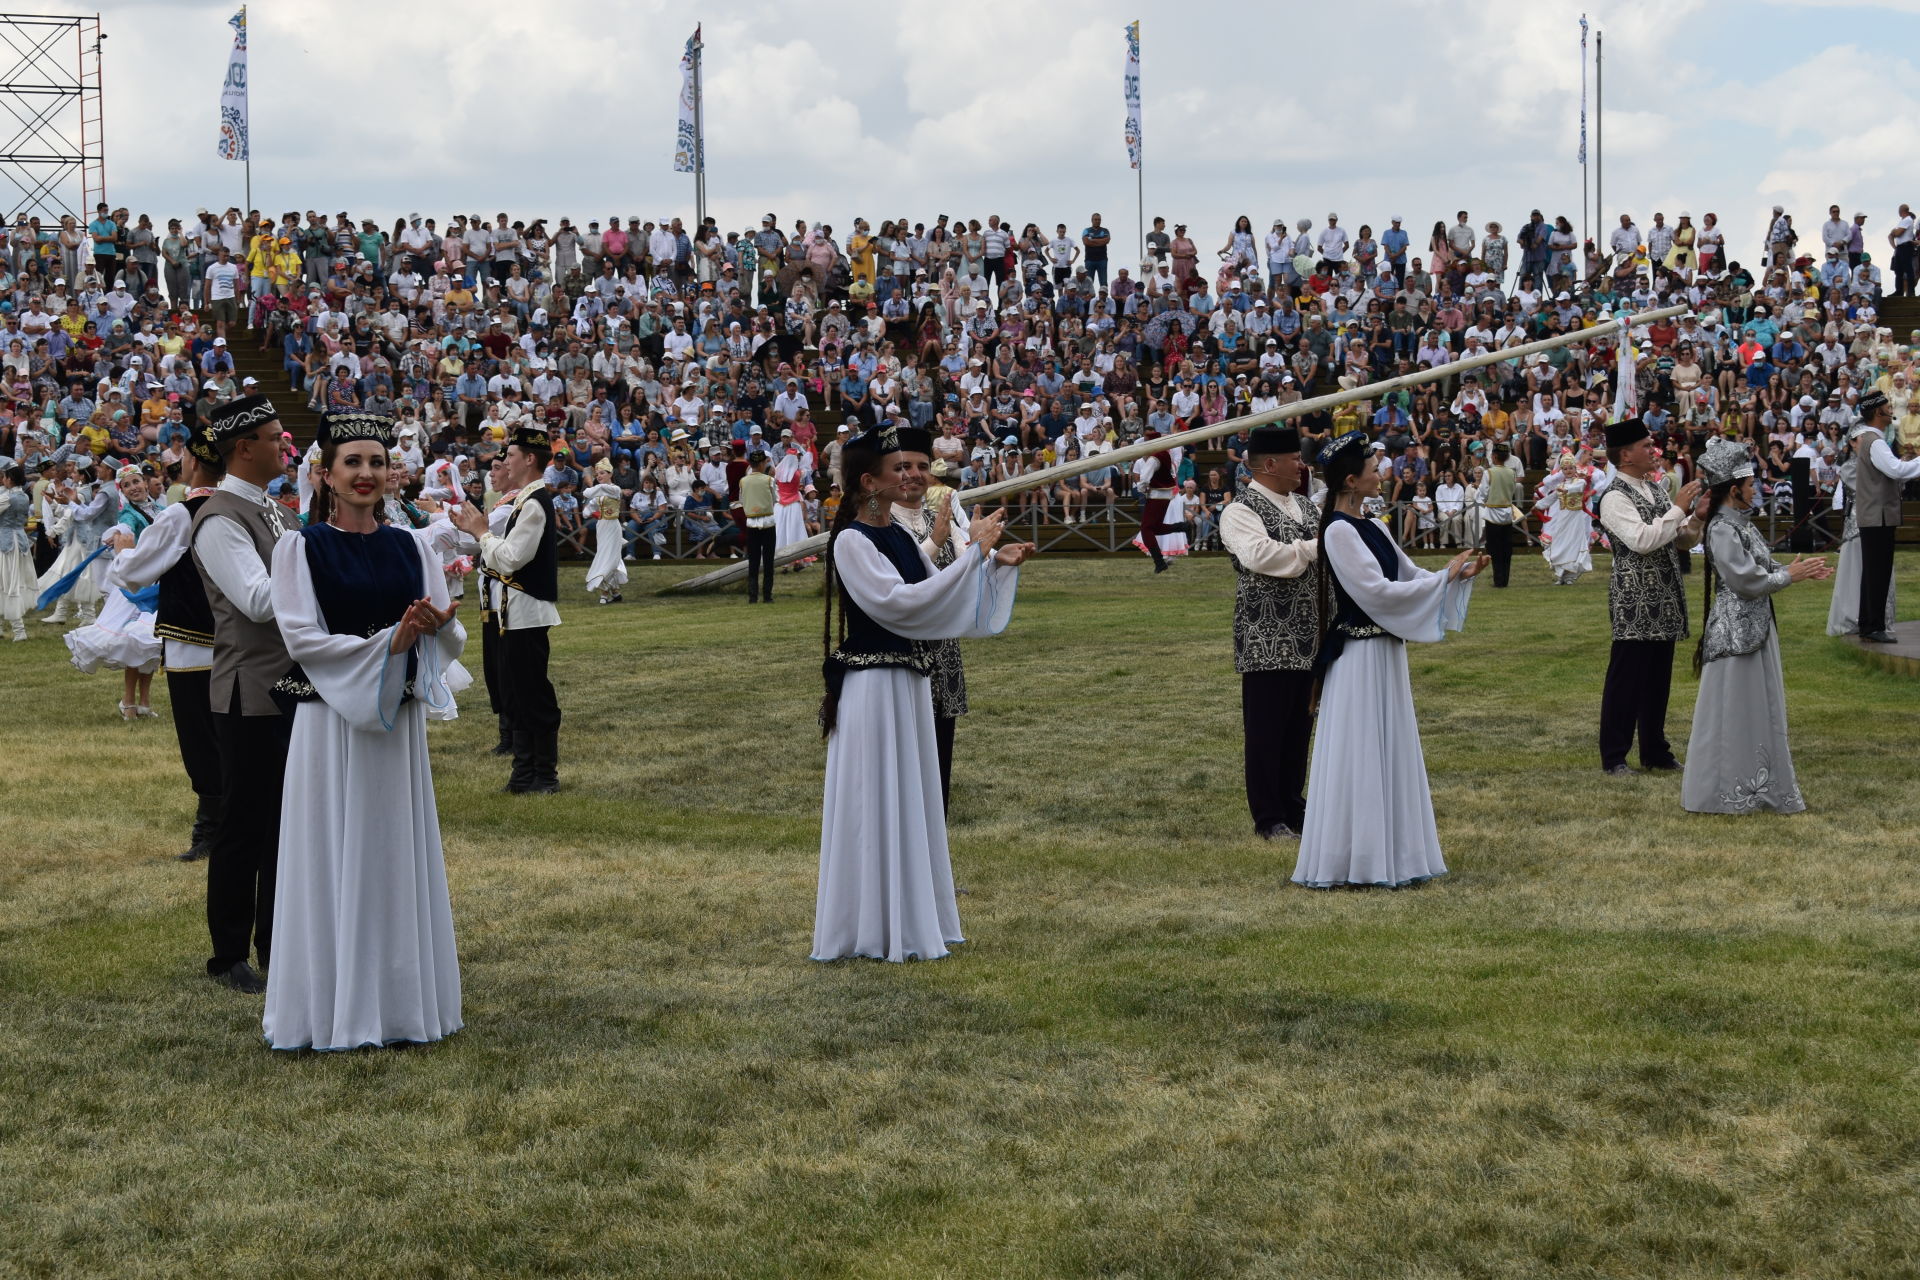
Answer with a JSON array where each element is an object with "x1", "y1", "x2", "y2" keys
[
  {"x1": 453, "y1": 424, "x2": 561, "y2": 793},
  {"x1": 1219, "y1": 424, "x2": 1321, "y2": 839},
  {"x1": 1596, "y1": 417, "x2": 1702, "y2": 777},
  {"x1": 190, "y1": 395, "x2": 300, "y2": 992},
  {"x1": 107, "y1": 419, "x2": 226, "y2": 861}
]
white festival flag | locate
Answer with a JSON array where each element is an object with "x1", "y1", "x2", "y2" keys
[
  {"x1": 1578, "y1": 14, "x2": 1588, "y2": 164},
  {"x1": 216, "y1": 7, "x2": 248, "y2": 163},
  {"x1": 674, "y1": 25, "x2": 703, "y2": 174},
  {"x1": 1123, "y1": 21, "x2": 1142, "y2": 170}
]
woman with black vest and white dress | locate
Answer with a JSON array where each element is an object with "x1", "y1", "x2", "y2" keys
[
  {"x1": 1294, "y1": 431, "x2": 1486, "y2": 889},
  {"x1": 1220, "y1": 423, "x2": 1320, "y2": 841},
  {"x1": 265, "y1": 411, "x2": 467, "y2": 1050},
  {"x1": 813, "y1": 423, "x2": 1032, "y2": 963},
  {"x1": 1683, "y1": 436, "x2": 1830, "y2": 815}
]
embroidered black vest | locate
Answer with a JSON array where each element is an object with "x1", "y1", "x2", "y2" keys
[
  {"x1": 156, "y1": 494, "x2": 215, "y2": 648},
  {"x1": 1318, "y1": 511, "x2": 1396, "y2": 669},
  {"x1": 1605, "y1": 477, "x2": 1689, "y2": 642},
  {"x1": 1227, "y1": 485, "x2": 1320, "y2": 673},
  {"x1": 272, "y1": 523, "x2": 424, "y2": 706}
]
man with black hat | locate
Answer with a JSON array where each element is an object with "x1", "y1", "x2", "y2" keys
[
  {"x1": 1596, "y1": 416, "x2": 1702, "y2": 777},
  {"x1": 451, "y1": 423, "x2": 561, "y2": 793},
  {"x1": 1220, "y1": 423, "x2": 1320, "y2": 839},
  {"x1": 106, "y1": 418, "x2": 226, "y2": 862},
  {"x1": 1847, "y1": 390, "x2": 1920, "y2": 643},
  {"x1": 190, "y1": 394, "x2": 300, "y2": 992}
]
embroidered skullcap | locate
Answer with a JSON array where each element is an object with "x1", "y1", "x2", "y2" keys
[
  {"x1": 204, "y1": 394, "x2": 279, "y2": 446},
  {"x1": 1696, "y1": 436, "x2": 1754, "y2": 487},
  {"x1": 1316, "y1": 430, "x2": 1369, "y2": 467}
]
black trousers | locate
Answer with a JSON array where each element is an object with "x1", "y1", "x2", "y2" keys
[
  {"x1": 1599, "y1": 640, "x2": 1678, "y2": 770},
  {"x1": 933, "y1": 714, "x2": 955, "y2": 815},
  {"x1": 746, "y1": 527, "x2": 775, "y2": 600},
  {"x1": 1894, "y1": 242, "x2": 1917, "y2": 298},
  {"x1": 166, "y1": 669, "x2": 221, "y2": 802},
  {"x1": 481, "y1": 610, "x2": 505, "y2": 716},
  {"x1": 1858, "y1": 525, "x2": 1896, "y2": 636},
  {"x1": 1243, "y1": 670, "x2": 1315, "y2": 835},
  {"x1": 500, "y1": 625, "x2": 561, "y2": 732},
  {"x1": 1485, "y1": 522, "x2": 1514, "y2": 587},
  {"x1": 207, "y1": 693, "x2": 292, "y2": 974}
]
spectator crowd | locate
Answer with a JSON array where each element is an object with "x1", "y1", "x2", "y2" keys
[{"x1": 7, "y1": 195, "x2": 1920, "y2": 566}]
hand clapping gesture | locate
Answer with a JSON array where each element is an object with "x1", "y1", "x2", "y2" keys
[
  {"x1": 1786, "y1": 554, "x2": 1832, "y2": 583},
  {"x1": 389, "y1": 597, "x2": 459, "y2": 654},
  {"x1": 1446, "y1": 550, "x2": 1492, "y2": 582}
]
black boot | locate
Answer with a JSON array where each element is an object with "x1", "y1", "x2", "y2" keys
[
  {"x1": 528, "y1": 729, "x2": 560, "y2": 794},
  {"x1": 490, "y1": 715, "x2": 514, "y2": 756},
  {"x1": 1148, "y1": 539, "x2": 1169, "y2": 573},
  {"x1": 179, "y1": 795, "x2": 220, "y2": 862},
  {"x1": 502, "y1": 730, "x2": 536, "y2": 793}
]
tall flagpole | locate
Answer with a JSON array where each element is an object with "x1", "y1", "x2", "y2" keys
[
  {"x1": 1579, "y1": 14, "x2": 1588, "y2": 257},
  {"x1": 692, "y1": 30, "x2": 705, "y2": 228},
  {"x1": 1595, "y1": 30, "x2": 1604, "y2": 256}
]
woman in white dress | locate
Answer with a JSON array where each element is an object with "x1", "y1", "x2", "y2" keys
[
  {"x1": 65, "y1": 466, "x2": 163, "y2": 718},
  {"x1": 36, "y1": 464, "x2": 117, "y2": 625},
  {"x1": 1538, "y1": 453, "x2": 1594, "y2": 584},
  {"x1": 0, "y1": 458, "x2": 32, "y2": 641},
  {"x1": 264, "y1": 412, "x2": 467, "y2": 1052},
  {"x1": 814, "y1": 424, "x2": 1033, "y2": 963},
  {"x1": 581, "y1": 459, "x2": 627, "y2": 604},
  {"x1": 1684, "y1": 437, "x2": 1830, "y2": 813},
  {"x1": 1295, "y1": 431, "x2": 1487, "y2": 890}
]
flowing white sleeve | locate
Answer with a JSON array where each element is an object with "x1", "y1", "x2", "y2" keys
[
  {"x1": 1869, "y1": 437, "x2": 1920, "y2": 482},
  {"x1": 1326, "y1": 520, "x2": 1471, "y2": 643},
  {"x1": 411, "y1": 528, "x2": 471, "y2": 718},
  {"x1": 1708, "y1": 520, "x2": 1790, "y2": 600},
  {"x1": 835, "y1": 532, "x2": 1018, "y2": 641},
  {"x1": 108, "y1": 500, "x2": 190, "y2": 591}
]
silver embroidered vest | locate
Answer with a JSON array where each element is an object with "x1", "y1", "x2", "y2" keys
[
  {"x1": 0, "y1": 487, "x2": 28, "y2": 555},
  {"x1": 1228, "y1": 486, "x2": 1320, "y2": 673},
  {"x1": 1606, "y1": 477, "x2": 1689, "y2": 642},
  {"x1": 1700, "y1": 507, "x2": 1787, "y2": 663}
]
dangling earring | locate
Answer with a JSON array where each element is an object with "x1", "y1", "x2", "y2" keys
[{"x1": 867, "y1": 495, "x2": 881, "y2": 519}]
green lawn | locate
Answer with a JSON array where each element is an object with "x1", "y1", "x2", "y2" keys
[{"x1": 4, "y1": 550, "x2": 1920, "y2": 1278}]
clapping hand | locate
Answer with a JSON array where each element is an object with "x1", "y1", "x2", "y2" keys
[
  {"x1": 931, "y1": 489, "x2": 954, "y2": 549},
  {"x1": 1786, "y1": 554, "x2": 1832, "y2": 583},
  {"x1": 968, "y1": 505, "x2": 1009, "y2": 557},
  {"x1": 994, "y1": 541, "x2": 1037, "y2": 567},
  {"x1": 1446, "y1": 550, "x2": 1492, "y2": 582},
  {"x1": 447, "y1": 498, "x2": 489, "y2": 538},
  {"x1": 1676, "y1": 479, "x2": 1703, "y2": 515},
  {"x1": 389, "y1": 597, "x2": 459, "y2": 654}
]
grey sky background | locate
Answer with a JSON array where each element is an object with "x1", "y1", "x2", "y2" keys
[{"x1": 28, "y1": 0, "x2": 1920, "y2": 267}]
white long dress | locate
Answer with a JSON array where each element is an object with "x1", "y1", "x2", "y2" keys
[
  {"x1": 263, "y1": 525, "x2": 469, "y2": 1051},
  {"x1": 581, "y1": 482, "x2": 628, "y2": 594},
  {"x1": 773, "y1": 453, "x2": 809, "y2": 550},
  {"x1": 813, "y1": 526, "x2": 1020, "y2": 963},
  {"x1": 1539, "y1": 473, "x2": 1593, "y2": 582},
  {"x1": 0, "y1": 487, "x2": 36, "y2": 629},
  {"x1": 1157, "y1": 490, "x2": 1190, "y2": 557},
  {"x1": 36, "y1": 488, "x2": 111, "y2": 615},
  {"x1": 1294, "y1": 513, "x2": 1473, "y2": 889}
]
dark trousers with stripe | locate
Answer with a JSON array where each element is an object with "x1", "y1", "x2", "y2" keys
[
  {"x1": 1243, "y1": 669, "x2": 1315, "y2": 835},
  {"x1": 1599, "y1": 640, "x2": 1678, "y2": 771}
]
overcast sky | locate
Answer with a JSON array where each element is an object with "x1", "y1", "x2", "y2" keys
[{"x1": 24, "y1": 0, "x2": 1920, "y2": 269}]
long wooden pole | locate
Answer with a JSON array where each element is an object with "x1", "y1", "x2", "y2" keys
[{"x1": 659, "y1": 303, "x2": 1686, "y2": 593}]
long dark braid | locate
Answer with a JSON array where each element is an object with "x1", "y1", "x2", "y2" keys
[
  {"x1": 819, "y1": 440, "x2": 883, "y2": 738},
  {"x1": 1690, "y1": 480, "x2": 1735, "y2": 676},
  {"x1": 1314, "y1": 447, "x2": 1369, "y2": 657}
]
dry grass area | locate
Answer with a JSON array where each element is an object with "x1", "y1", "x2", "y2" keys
[{"x1": 3, "y1": 551, "x2": 1920, "y2": 1278}]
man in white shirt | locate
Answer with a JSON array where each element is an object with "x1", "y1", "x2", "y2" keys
[
  {"x1": 1219, "y1": 423, "x2": 1320, "y2": 839},
  {"x1": 1889, "y1": 202, "x2": 1916, "y2": 298},
  {"x1": 1316, "y1": 214, "x2": 1349, "y2": 270},
  {"x1": 203, "y1": 246, "x2": 242, "y2": 338},
  {"x1": 1608, "y1": 213, "x2": 1641, "y2": 261},
  {"x1": 1820, "y1": 204, "x2": 1850, "y2": 257}
]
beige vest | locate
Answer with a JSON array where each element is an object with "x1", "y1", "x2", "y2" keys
[
  {"x1": 191, "y1": 489, "x2": 297, "y2": 717},
  {"x1": 1853, "y1": 427, "x2": 1903, "y2": 529}
]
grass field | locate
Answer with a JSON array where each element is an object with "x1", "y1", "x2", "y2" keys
[{"x1": 4, "y1": 549, "x2": 1920, "y2": 1279}]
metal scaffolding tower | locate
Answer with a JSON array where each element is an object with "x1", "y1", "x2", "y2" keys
[{"x1": 0, "y1": 12, "x2": 104, "y2": 220}]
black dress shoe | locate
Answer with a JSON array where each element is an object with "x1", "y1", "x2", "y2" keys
[
  {"x1": 1644, "y1": 759, "x2": 1682, "y2": 772},
  {"x1": 489, "y1": 741, "x2": 514, "y2": 756},
  {"x1": 211, "y1": 961, "x2": 266, "y2": 994},
  {"x1": 177, "y1": 843, "x2": 209, "y2": 863},
  {"x1": 1257, "y1": 824, "x2": 1301, "y2": 841},
  {"x1": 1602, "y1": 764, "x2": 1634, "y2": 778},
  {"x1": 1861, "y1": 630, "x2": 1900, "y2": 644}
]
